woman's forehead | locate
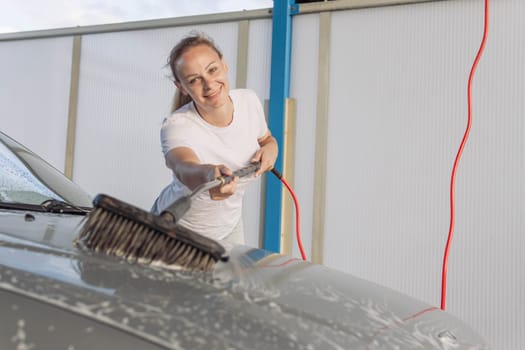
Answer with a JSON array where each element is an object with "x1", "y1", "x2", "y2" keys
[
  {"x1": 176, "y1": 45, "x2": 222, "y2": 75},
  {"x1": 183, "y1": 45, "x2": 221, "y2": 62}
]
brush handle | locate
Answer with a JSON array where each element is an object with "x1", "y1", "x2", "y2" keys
[
  {"x1": 161, "y1": 162, "x2": 261, "y2": 223},
  {"x1": 221, "y1": 161, "x2": 261, "y2": 183},
  {"x1": 194, "y1": 162, "x2": 261, "y2": 196}
]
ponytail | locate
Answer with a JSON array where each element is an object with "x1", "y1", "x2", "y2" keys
[{"x1": 171, "y1": 90, "x2": 192, "y2": 113}]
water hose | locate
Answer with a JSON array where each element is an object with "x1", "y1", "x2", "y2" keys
[
  {"x1": 441, "y1": 0, "x2": 489, "y2": 310},
  {"x1": 271, "y1": 168, "x2": 307, "y2": 261}
]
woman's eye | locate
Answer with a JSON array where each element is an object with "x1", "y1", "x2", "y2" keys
[{"x1": 209, "y1": 67, "x2": 218, "y2": 74}]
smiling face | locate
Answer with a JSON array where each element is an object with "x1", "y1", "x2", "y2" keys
[{"x1": 174, "y1": 44, "x2": 231, "y2": 115}]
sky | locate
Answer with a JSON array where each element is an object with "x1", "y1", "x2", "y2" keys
[{"x1": 0, "y1": 0, "x2": 274, "y2": 34}]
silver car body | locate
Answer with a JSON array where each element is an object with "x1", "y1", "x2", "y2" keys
[{"x1": 0, "y1": 131, "x2": 490, "y2": 349}]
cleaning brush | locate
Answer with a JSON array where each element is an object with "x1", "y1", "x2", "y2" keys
[{"x1": 75, "y1": 162, "x2": 260, "y2": 271}]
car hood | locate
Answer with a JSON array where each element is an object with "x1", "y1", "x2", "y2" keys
[{"x1": 0, "y1": 209, "x2": 489, "y2": 349}]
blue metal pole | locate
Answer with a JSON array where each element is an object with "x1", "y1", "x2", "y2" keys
[{"x1": 263, "y1": 0, "x2": 298, "y2": 253}]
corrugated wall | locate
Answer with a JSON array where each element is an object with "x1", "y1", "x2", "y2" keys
[
  {"x1": 0, "y1": 37, "x2": 73, "y2": 171},
  {"x1": 319, "y1": 2, "x2": 523, "y2": 349},
  {"x1": 1, "y1": 0, "x2": 523, "y2": 348}
]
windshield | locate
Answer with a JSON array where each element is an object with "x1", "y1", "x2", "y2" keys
[{"x1": 0, "y1": 131, "x2": 92, "y2": 207}]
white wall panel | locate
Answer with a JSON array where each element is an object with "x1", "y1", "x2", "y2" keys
[
  {"x1": 244, "y1": 18, "x2": 272, "y2": 247},
  {"x1": 73, "y1": 23, "x2": 239, "y2": 210},
  {"x1": 319, "y1": 0, "x2": 524, "y2": 349},
  {"x1": 289, "y1": 14, "x2": 320, "y2": 260},
  {"x1": 246, "y1": 19, "x2": 272, "y2": 101},
  {"x1": 0, "y1": 37, "x2": 73, "y2": 172},
  {"x1": 449, "y1": 1, "x2": 525, "y2": 348}
]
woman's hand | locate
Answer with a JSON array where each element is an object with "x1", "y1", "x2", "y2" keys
[
  {"x1": 209, "y1": 164, "x2": 238, "y2": 200},
  {"x1": 252, "y1": 131, "x2": 278, "y2": 176}
]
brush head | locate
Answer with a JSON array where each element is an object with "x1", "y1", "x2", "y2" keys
[{"x1": 75, "y1": 194, "x2": 228, "y2": 271}]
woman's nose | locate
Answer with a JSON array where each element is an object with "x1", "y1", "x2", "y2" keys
[{"x1": 202, "y1": 76, "x2": 212, "y2": 90}]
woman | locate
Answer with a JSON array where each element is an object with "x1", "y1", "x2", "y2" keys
[{"x1": 152, "y1": 32, "x2": 278, "y2": 245}]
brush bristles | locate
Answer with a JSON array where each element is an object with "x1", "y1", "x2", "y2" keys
[{"x1": 76, "y1": 208, "x2": 217, "y2": 271}]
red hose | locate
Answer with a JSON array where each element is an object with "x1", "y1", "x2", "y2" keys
[
  {"x1": 271, "y1": 169, "x2": 307, "y2": 260},
  {"x1": 281, "y1": 177, "x2": 307, "y2": 260},
  {"x1": 441, "y1": 0, "x2": 489, "y2": 311}
]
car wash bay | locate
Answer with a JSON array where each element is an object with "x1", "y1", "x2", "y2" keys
[{"x1": 1, "y1": 0, "x2": 523, "y2": 348}]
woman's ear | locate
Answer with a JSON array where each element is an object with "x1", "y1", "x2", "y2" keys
[{"x1": 174, "y1": 81, "x2": 188, "y2": 95}]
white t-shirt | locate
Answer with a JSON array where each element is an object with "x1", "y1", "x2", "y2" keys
[{"x1": 153, "y1": 89, "x2": 268, "y2": 241}]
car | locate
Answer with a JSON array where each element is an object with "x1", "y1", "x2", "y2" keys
[{"x1": 0, "y1": 129, "x2": 490, "y2": 349}]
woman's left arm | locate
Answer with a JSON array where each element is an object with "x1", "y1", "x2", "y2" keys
[{"x1": 252, "y1": 130, "x2": 278, "y2": 176}]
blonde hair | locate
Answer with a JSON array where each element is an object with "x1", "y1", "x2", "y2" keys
[
  {"x1": 170, "y1": 90, "x2": 192, "y2": 113},
  {"x1": 167, "y1": 31, "x2": 223, "y2": 112}
]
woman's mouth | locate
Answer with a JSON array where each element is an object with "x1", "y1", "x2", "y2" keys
[{"x1": 204, "y1": 86, "x2": 221, "y2": 99}]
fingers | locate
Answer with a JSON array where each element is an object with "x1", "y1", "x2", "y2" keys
[
  {"x1": 214, "y1": 164, "x2": 233, "y2": 178},
  {"x1": 252, "y1": 150, "x2": 276, "y2": 177},
  {"x1": 251, "y1": 150, "x2": 262, "y2": 173},
  {"x1": 209, "y1": 175, "x2": 238, "y2": 200},
  {"x1": 207, "y1": 164, "x2": 235, "y2": 200}
]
